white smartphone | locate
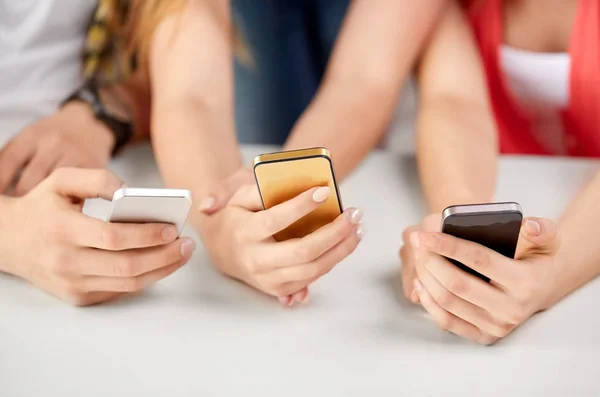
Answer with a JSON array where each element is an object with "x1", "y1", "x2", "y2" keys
[{"x1": 107, "y1": 188, "x2": 193, "y2": 235}]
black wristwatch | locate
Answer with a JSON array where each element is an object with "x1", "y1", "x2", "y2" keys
[{"x1": 63, "y1": 80, "x2": 134, "y2": 156}]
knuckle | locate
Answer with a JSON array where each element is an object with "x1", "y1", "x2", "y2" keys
[
  {"x1": 293, "y1": 244, "x2": 314, "y2": 263},
  {"x1": 303, "y1": 263, "x2": 322, "y2": 280},
  {"x1": 507, "y1": 304, "x2": 529, "y2": 325},
  {"x1": 115, "y1": 257, "x2": 138, "y2": 277},
  {"x1": 259, "y1": 214, "x2": 277, "y2": 234},
  {"x1": 240, "y1": 251, "x2": 260, "y2": 274},
  {"x1": 446, "y1": 276, "x2": 467, "y2": 295},
  {"x1": 479, "y1": 334, "x2": 499, "y2": 346},
  {"x1": 48, "y1": 251, "x2": 72, "y2": 275},
  {"x1": 470, "y1": 248, "x2": 491, "y2": 271},
  {"x1": 96, "y1": 169, "x2": 116, "y2": 188},
  {"x1": 68, "y1": 293, "x2": 91, "y2": 307},
  {"x1": 119, "y1": 278, "x2": 142, "y2": 292},
  {"x1": 496, "y1": 324, "x2": 513, "y2": 338},
  {"x1": 436, "y1": 312, "x2": 453, "y2": 331},
  {"x1": 100, "y1": 224, "x2": 121, "y2": 249},
  {"x1": 433, "y1": 288, "x2": 455, "y2": 309},
  {"x1": 49, "y1": 167, "x2": 70, "y2": 183}
]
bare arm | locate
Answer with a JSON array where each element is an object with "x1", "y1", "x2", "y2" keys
[
  {"x1": 148, "y1": 0, "x2": 240, "y2": 235},
  {"x1": 545, "y1": 171, "x2": 600, "y2": 307},
  {"x1": 284, "y1": 0, "x2": 447, "y2": 180},
  {"x1": 416, "y1": 2, "x2": 498, "y2": 212}
]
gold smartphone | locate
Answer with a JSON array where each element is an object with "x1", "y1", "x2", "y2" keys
[{"x1": 253, "y1": 147, "x2": 343, "y2": 241}]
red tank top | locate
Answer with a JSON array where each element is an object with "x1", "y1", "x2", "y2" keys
[{"x1": 467, "y1": 0, "x2": 600, "y2": 156}]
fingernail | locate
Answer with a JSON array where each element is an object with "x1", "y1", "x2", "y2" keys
[
  {"x1": 293, "y1": 290, "x2": 306, "y2": 304},
  {"x1": 410, "y1": 231, "x2": 420, "y2": 249},
  {"x1": 346, "y1": 208, "x2": 363, "y2": 224},
  {"x1": 525, "y1": 219, "x2": 541, "y2": 236},
  {"x1": 414, "y1": 279, "x2": 424, "y2": 294},
  {"x1": 301, "y1": 291, "x2": 309, "y2": 304},
  {"x1": 356, "y1": 224, "x2": 367, "y2": 240},
  {"x1": 180, "y1": 238, "x2": 197, "y2": 257},
  {"x1": 278, "y1": 296, "x2": 289, "y2": 305},
  {"x1": 199, "y1": 196, "x2": 215, "y2": 211},
  {"x1": 312, "y1": 186, "x2": 331, "y2": 203},
  {"x1": 162, "y1": 226, "x2": 178, "y2": 241}
]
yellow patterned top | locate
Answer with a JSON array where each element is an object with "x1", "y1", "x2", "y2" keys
[{"x1": 83, "y1": 0, "x2": 133, "y2": 84}]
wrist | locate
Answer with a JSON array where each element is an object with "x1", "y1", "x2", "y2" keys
[{"x1": 61, "y1": 101, "x2": 116, "y2": 157}]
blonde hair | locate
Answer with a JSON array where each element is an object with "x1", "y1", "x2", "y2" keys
[{"x1": 124, "y1": 0, "x2": 252, "y2": 73}]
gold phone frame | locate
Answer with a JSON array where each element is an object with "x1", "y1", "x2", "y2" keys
[{"x1": 253, "y1": 147, "x2": 343, "y2": 240}]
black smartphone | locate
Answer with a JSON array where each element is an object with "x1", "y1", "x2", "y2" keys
[{"x1": 441, "y1": 202, "x2": 523, "y2": 282}]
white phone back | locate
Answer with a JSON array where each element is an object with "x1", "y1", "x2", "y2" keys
[{"x1": 107, "y1": 188, "x2": 192, "y2": 235}]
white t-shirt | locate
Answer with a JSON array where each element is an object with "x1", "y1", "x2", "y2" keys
[
  {"x1": 501, "y1": 45, "x2": 572, "y2": 154},
  {"x1": 0, "y1": 0, "x2": 96, "y2": 146}
]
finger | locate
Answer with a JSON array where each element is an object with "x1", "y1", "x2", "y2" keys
[
  {"x1": 0, "y1": 135, "x2": 34, "y2": 192},
  {"x1": 291, "y1": 288, "x2": 309, "y2": 304},
  {"x1": 261, "y1": 208, "x2": 362, "y2": 268},
  {"x1": 516, "y1": 217, "x2": 560, "y2": 257},
  {"x1": 421, "y1": 249, "x2": 519, "y2": 324},
  {"x1": 417, "y1": 261, "x2": 512, "y2": 339},
  {"x1": 277, "y1": 287, "x2": 310, "y2": 307},
  {"x1": 260, "y1": 224, "x2": 364, "y2": 284},
  {"x1": 402, "y1": 224, "x2": 419, "y2": 245},
  {"x1": 65, "y1": 292, "x2": 124, "y2": 307},
  {"x1": 422, "y1": 213, "x2": 442, "y2": 232},
  {"x1": 399, "y1": 244, "x2": 419, "y2": 304},
  {"x1": 82, "y1": 258, "x2": 187, "y2": 293},
  {"x1": 14, "y1": 151, "x2": 58, "y2": 196},
  {"x1": 58, "y1": 213, "x2": 181, "y2": 251},
  {"x1": 414, "y1": 279, "x2": 496, "y2": 345},
  {"x1": 77, "y1": 237, "x2": 196, "y2": 277},
  {"x1": 414, "y1": 231, "x2": 515, "y2": 285},
  {"x1": 228, "y1": 183, "x2": 263, "y2": 212},
  {"x1": 199, "y1": 169, "x2": 254, "y2": 215},
  {"x1": 247, "y1": 186, "x2": 332, "y2": 241},
  {"x1": 43, "y1": 168, "x2": 123, "y2": 201}
]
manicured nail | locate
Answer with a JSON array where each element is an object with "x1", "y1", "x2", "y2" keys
[
  {"x1": 410, "y1": 231, "x2": 420, "y2": 249},
  {"x1": 180, "y1": 238, "x2": 197, "y2": 257},
  {"x1": 414, "y1": 279, "x2": 424, "y2": 294},
  {"x1": 162, "y1": 226, "x2": 179, "y2": 242},
  {"x1": 525, "y1": 219, "x2": 541, "y2": 236},
  {"x1": 312, "y1": 186, "x2": 331, "y2": 203},
  {"x1": 356, "y1": 224, "x2": 367, "y2": 240},
  {"x1": 199, "y1": 196, "x2": 215, "y2": 211},
  {"x1": 346, "y1": 208, "x2": 363, "y2": 224}
]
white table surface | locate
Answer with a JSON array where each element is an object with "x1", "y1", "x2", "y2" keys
[{"x1": 1, "y1": 144, "x2": 600, "y2": 397}]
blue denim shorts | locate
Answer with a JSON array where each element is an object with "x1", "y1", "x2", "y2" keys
[{"x1": 232, "y1": 0, "x2": 350, "y2": 144}]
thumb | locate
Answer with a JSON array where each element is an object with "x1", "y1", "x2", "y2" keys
[
  {"x1": 44, "y1": 168, "x2": 123, "y2": 201},
  {"x1": 516, "y1": 217, "x2": 560, "y2": 257},
  {"x1": 199, "y1": 168, "x2": 254, "y2": 215}
]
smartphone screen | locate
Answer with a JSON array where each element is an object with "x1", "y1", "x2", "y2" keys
[
  {"x1": 254, "y1": 152, "x2": 342, "y2": 241},
  {"x1": 442, "y1": 210, "x2": 522, "y2": 282}
]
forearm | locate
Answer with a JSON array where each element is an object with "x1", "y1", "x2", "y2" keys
[
  {"x1": 151, "y1": 100, "x2": 242, "y2": 234},
  {"x1": 548, "y1": 171, "x2": 600, "y2": 306},
  {"x1": 284, "y1": 81, "x2": 395, "y2": 180},
  {"x1": 417, "y1": 97, "x2": 498, "y2": 212},
  {"x1": 0, "y1": 195, "x2": 16, "y2": 275}
]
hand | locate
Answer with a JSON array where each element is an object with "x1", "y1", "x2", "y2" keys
[
  {"x1": 0, "y1": 102, "x2": 115, "y2": 196},
  {"x1": 0, "y1": 168, "x2": 196, "y2": 306},
  {"x1": 408, "y1": 217, "x2": 560, "y2": 345},
  {"x1": 199, "y1": 167, "x2": 254, "y2": 215},
  {"x1": 201, "y1": 183, "x2": 365, "y2": 306},
  {"x1": 400, "y1": 213, "x2": 441, "y2": 303}
]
